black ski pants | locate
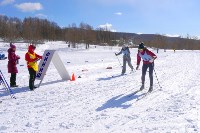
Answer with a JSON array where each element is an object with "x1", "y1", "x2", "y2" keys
[
  {"x1": 10, "y1": 73, "x2": 16, "y2": 86},
  {"x1": 28, "y1": 68, "x2": 36, "y2": 90},
  {"x1": 141, "y1": 63, "x2": 154, "y2": 86}
]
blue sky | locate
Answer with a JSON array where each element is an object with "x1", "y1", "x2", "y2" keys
[{"x1": 0, "y1": 0, "x2": 200, "y2": 38}]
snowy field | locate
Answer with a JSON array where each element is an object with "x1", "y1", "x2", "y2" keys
[{"x1": 0, "y1": 41, "x2": 200, "y2": 133}]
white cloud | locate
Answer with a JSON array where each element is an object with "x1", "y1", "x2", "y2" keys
[
  {"x1": 99, "y1": 23, "x2": 112, "y2": 29},
  {"x1": 35, "y1": 14, "x2": 47, "y2": 19},
  {"x1": 164, "y1": 34, "x2": 181, "y2": 38},
  {"x1": 98, "y1": 23, "x2": 116, "y2": 32},
  {"x1": 115, "y1": 12, "x2": 122, "y2": 16},
  {"x1": 0, "y1": 0, "x2": 15, "y2": 6},
  {"x1": 15, "y1": 3, "x2": 43, "y2": 12}
]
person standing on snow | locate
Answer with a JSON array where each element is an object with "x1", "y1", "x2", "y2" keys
[
  {"x1": 7, "y1": 44, "x2": 20, "y2": 87},
  {"x1": 25, "y1": 45, "x2": 42, "y2": 91},
  {"x1": 136, "y1": 42, "x2": 157, "y2": 92},
  {"x1": 115, "y1": 44, "x2": 133, "y2": 75}
]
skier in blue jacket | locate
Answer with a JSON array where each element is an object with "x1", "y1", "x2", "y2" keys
[{"x1": 115, "y1": 44, "x2": 133, "y2": 75}]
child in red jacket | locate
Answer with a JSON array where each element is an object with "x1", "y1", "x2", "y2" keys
[{"x1": 7, "y1": 44, "x2": 20, "y2": 87}]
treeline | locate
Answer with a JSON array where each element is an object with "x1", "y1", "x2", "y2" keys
[
  {"x1": 0, "y1": 15, "x2": 119, "y2": 49},
  {"x1": 144, "y1": 34, "x2": 200, "y2": 50},
  {"x1": 1, "y1": 15, "x2": 200, "y2": 50}
]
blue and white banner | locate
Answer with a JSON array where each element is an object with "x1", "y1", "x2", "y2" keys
[
  {"x1": 0, "y1": 70, "x2": 16, "y2": 99},
  {"x1": 0, "y1": 74, "x2": 4, "y2": 85},
  {"x1": 0, "y1": 71, "x2": 7, "y2": 87},
  {"x1": 36, "y1": 50, "x2": 70, "y2": 87}
]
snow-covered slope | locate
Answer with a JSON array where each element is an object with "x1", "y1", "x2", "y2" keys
[{"x1": 0, "y1": 42, "x2": 200, "y2": 133}]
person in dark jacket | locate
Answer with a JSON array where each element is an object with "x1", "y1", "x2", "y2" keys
[
  {"x1": 7, "y1": 44, "x2": 20, "y2": 87},
  {"x1": 136, "y1": 43, "x2": 157, "y2": 92},
  {"x1": 0, "y1": 53, "x2": 6, "y2": 60},
  {"x1": 25, "y1": 45, "x2": 42, "y2": 91},
  {"x1": 115, "y1": 44, "x2": 133, "y2": 75}
]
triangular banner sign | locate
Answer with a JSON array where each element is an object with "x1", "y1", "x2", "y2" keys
[{"x1": 36, "y1": 50, "x2": 70, "y2": 87}]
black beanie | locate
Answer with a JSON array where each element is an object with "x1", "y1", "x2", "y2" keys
[{"x1": 138, "y1": 43, "x2": 144, "y2": 49}]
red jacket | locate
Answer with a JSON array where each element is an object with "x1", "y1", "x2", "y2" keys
[
  {"x1": 25, "y1": 45, "x2": 42, "y2": 68},
  {"x1": 137, "y1": 49, "x2": 157, "y2": 65},
  {"x1": 7, "y1": 48, "x2": 20, "y2": 73}
]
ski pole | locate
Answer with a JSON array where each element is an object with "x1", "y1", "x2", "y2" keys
[
  {"x1": 153, "y1": 69, "x2": 162, "y2": 89},
  {"x1": 115, "y1": 55, "x2": 122, "y2": 67},
  {"x1": 132, "y1": 66, "x2": 136, "y2": 72},
  {"x1": 131, "y1": 59, "x2": 136, "y2": 72}
]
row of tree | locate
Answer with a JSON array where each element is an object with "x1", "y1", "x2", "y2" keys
[
  {"x1": 142, "y1": 34, "x2": 200, "y2": 50},
  {"x1": 0, "y1": 15, "x2": 200, "y2": 50},
  {"x1": 0, "y1": 15, "x2": 119, "y2": 48}
]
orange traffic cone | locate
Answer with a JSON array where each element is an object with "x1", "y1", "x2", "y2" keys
[{"x1": 71, "y1": 73, "x2": 75, "y2": 81}]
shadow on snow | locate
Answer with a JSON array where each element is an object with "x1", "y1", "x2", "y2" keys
[
  {"x1": 97, "y1": 74, "x2": 123, "y2": 81},
  {"x1": 0, "y1": 79, "x2": 65, "y2": 98},
  {"x1": 0, "y1": 86, "x2": 29, "y2": 98},
  {"x1": 38, "y1": 79, "x2": 64, "y2": 86},
  {"x1": 96, "y1": 93, "x2": 145, "y2": 111}
]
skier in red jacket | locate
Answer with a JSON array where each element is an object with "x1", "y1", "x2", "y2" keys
[{"x1": 136, "y1": 43, "x2": 157, "y2": 92}]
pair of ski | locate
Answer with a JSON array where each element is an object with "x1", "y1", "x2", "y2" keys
[{"x1": 128, "y1": 89, "x2": 152, "y2": 101}]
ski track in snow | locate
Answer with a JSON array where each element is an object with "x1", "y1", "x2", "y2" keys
[{"x1": 0, "y1": 42, "x2": 200, "y2": 133}]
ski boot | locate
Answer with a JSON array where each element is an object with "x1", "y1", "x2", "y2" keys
[
  {"x1": 140, "y1": 84, "x2": 144, "y2": 91},
  {"x1": 10, "y1": 84, "x2": 18, "y2": 87},
  {"x1": 148, "y1": 86, "x2": 153, "y2": 92}
]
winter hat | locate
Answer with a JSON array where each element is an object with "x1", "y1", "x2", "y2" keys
[
  {"x1": 28, "y1": 45, "x2": 36, "y2": 53},
  {"x1": 29, "y1": 45, "x2": 36, "y2": 49},
  {"x1": 10, "y1": 44, "x2": 16, "y2": 49},
  {"x1": 138, "y1": 42, "x2": 144, "y2": 49}
]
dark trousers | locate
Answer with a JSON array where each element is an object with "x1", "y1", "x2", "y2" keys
[
  {"x1": 10, "y1": 73, "x2": 16, "y2": 86},
  {"x1": 141, "y1": 63, "x2": 154, "y2": 86},
  {"x1": 28, "y1": 68, "x2": 36, "y2": 90}
]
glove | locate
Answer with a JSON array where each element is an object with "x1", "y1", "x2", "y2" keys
[
  {"x1": 136, "y1": 65, "x2": 139, "y2": 70},
  {"x1": 115, "y1": 53, "x2": 117, "y2": 56},
  {"x1": 149, "y1": 58, "x2": 154, "y2": 63},
  {"x1": 34, "y1": 58, "x2": 39, "y2": 62},
  {"x1": 17, "y1": 55, "x2": 20, "y2": 59}
]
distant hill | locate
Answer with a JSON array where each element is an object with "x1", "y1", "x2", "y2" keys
[{"x1": 114, "y1": 32, "x2": 200, "y2": 50}]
